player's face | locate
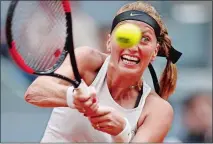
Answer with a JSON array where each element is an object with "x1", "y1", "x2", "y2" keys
[{"x1": 107, "y1": 20, "x2": 159, "y2": 77}]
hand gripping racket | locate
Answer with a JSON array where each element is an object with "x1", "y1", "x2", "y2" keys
[{"x1": 6, "y1": 1, "x2": 87, "y2": 89}]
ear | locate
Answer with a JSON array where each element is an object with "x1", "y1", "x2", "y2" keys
[
  {"x1": 106, "y1": 34, "x2": 111, "y2": 53},
  {"x1": 150, "y1": 43, "x2": 160, "y2": 62}
]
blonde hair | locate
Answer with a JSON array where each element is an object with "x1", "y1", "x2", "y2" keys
[{"x1": 116, "y1": 1, "x2": 178, "y2": 100}]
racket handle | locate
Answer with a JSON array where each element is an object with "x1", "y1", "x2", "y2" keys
[
  {"x1": 78, "y1": 79, "x2": 97, "y2": 103},
  {"x1": 78, "y1": 79, "x2": 89, "y2": 95},
  {"x1": 66, "y1": 80, "x2": 96, "y2": 108}
]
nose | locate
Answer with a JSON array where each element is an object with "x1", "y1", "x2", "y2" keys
[{"x1": 128, "y1": 45, "x2": 139, "y2": 53}]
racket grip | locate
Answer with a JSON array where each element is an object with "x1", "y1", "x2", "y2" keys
[
  {"x1": 77, "y1": 79, "x2": 89, "y2": 95},
  {"x1": 66, "y1": 80, "x2": 97, "y2": 108},
  {"x1": 78, "y1": 79, "x2": 97, "y2": 103}
]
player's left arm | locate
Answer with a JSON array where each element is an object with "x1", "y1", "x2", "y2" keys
[{"x1": 131, "y1": 95, "x2": 174, "y2": 142}]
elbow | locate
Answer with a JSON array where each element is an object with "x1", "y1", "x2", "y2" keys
[
  {"x1": 24, "y1": 89, "x2": 34, "y2": 105},
  {"x1": 24, "y1": 86, "x2": 43, "y2": 107}
]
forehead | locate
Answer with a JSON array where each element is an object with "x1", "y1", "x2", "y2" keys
[{"x1": 118, "y1": 20, "x2": 155, "y2": 35}]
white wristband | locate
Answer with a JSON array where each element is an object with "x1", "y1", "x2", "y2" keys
[
  {"x1": 66, "y1": 86, "x2": 74, "y2": 108},
  {"x1": 111, "y1": 117, "x2": 132, "y2": 143}
]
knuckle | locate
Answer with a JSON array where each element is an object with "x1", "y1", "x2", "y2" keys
[
  {"x1": 73, "y1": 93, "x2": 78, "y2": 99},
  {"x1": 90, "y1": 117, "x2": 96, "y2": 123},
  {"x1": 92, "y1": 124, "x2": 97, "y2": 129},
  {"x1": 106, "y1": 115, "x2": 112, "y2": 121},
  {"x1": 90, "y1": 92, "x2": 96, "y2": 97},
  {"x1": 78, "y1": 110, "x2": 83, "y2": 113},
  {"x1": 108, "y1": 122, "x2": 112, "y2": 127},
  {"x1": 83, "y1": 103, "x2": 91, "y2": 109},
  {"x1": 91, "y1": 119, "x2": 95, "y2": 124},
  {"x1": 78, "y1": 96, "x2": 85, "y2": 101},
  {"x1": 93, "y1": 105, "x2": 98, "y2": 112},
  {"x1": 73, "y1": 100, "x2": 78, "y2": 106},
  {"x1": 81, "y1": 95, "x2": 90, "y2": 102},
  {"x1": 87, "y1": 100, "x2": 93, "y2": 106}
]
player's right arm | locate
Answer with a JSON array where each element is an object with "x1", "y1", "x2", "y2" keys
[{"x1": 24, "y1": 46, "x2": 107, "y2": 107}]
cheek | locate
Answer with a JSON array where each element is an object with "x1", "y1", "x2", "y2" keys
[
  {"x1": 139, "y1": 45, "x2": 156, "y2": 58},
  {"x1": 110, "y1": 41, "x2": 123, "y2": 58}
]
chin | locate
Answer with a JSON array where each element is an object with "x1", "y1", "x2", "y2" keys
[{"x1": 117, "y1": 64, "x2": 142, "y2": 78}]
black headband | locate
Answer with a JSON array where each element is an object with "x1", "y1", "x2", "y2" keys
[
  {"x1": 111, "y1": 10, "x2": 161, "y2": 38},
  {"x1": 110, "y1": 10, "x2": 182, "y2": 64}
]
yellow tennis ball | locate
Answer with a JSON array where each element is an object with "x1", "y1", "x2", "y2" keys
[{"x1": 114, "y1": 23, "x2": 142, "y2": 49}]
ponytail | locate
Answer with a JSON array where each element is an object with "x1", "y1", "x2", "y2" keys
[{"x1": 158, "y1": 34, "x2": 178, "y2": 99}]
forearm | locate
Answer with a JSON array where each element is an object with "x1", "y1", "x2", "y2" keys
[
  {"x1": 24, "y1": 77, "x2": 70, "y2": 107},
  {"x1": 131, "y1": 134, "x2": 164, "y2": 143}
]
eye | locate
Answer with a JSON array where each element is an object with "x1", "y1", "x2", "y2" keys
[{"x1": 141, "y1": 36, "x2": 150, "y2": 43}]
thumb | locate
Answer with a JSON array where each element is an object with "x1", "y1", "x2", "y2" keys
[
  {"x1": 92, "y1": 105, "x2": 112, "y2": 117},
  {"x1": 89, "y1": 86, "x2": 97, "y2": 103}
]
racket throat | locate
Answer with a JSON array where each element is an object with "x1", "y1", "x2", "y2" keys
[{"x1": 35, "y1": 72, "x2": 79, "y2": 87}]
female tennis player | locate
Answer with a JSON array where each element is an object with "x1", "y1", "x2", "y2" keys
[{"x1": 25, "y1": 1, "x2": 181, "y2": 142}]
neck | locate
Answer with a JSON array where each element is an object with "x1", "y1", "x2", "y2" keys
[{"x1": 106, "y1": 70, "x2": 142, "y2": 100}]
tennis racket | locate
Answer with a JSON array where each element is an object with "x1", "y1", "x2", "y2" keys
[{"x1": 6, "y1": 1, "x2": 86, "y2": 90}]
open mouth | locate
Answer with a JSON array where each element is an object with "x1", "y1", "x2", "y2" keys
[{"x1": 121, "y1": 54, "x2": 140, "y2": 65}]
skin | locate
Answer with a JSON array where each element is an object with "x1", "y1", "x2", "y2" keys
[{"x1": 25, "y1": 20, "x2": 174, "y2": 142}]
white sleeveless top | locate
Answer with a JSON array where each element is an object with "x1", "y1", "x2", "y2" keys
[{"x1": 41, "y1": 56, "x2": 151, "y2": 142}]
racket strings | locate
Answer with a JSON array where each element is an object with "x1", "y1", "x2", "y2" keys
[
  {"x1": 31, "y1": 1, "x2": 62, "y2": 70},
  {"x1": 14, "y1": 2, "x2": 40, "y2": 59},
  {"x1": 38, "y1": 2, "x2": 66, "y2": 71},
  {"x1": 36, "y1": 1, "x2": 66, "y2": 71},
  {"x1": 11, "y1": 1, "x2": 67, "y2": 72}
]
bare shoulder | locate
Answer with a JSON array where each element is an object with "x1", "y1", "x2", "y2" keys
[
  {"x1": 74, "y1": 46, "x2": 108, "y2": 84},
  {"x1": 146, "y1": 92, "x2": 174, "y2": 114},
  {"x1": 75, "y1": 46, "x2": 108, "y2": 72},
  {"x1": 133, "y1": 92, "x2": 174, "y2": 142},
  {"x1": 138, "y1": 91, "x2": 174, "y2": 127},
  {"x1": 57, "y1": 46, "x2": 108, "y2": 82}
]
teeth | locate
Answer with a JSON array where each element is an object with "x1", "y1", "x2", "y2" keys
[
  {"x1": 122, "y1": 55, "x2": 139, "y2": 61},
  {"x1": 123, "y1": 59, "x2": 136, "y2": 65}
]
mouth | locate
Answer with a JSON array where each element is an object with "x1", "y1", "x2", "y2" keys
[{"x1": 121, "y1": 54, "x2": 140, "y2": 65}]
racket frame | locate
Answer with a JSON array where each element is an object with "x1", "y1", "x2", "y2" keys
[{"x1": 6, "y1": 1, "x2": 81, "y2": 88}]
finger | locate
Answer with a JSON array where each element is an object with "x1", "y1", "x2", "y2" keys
[
  {"x1": 89, "y1": 114, "x2": 110, "y2": 124},
  {"x1": 74, "y1": 96, "x2": 97, "y2": 112},
  {"x1": 73, "y1": 99, "x2": 83, "y2": 108},
  {"x1": 89, "y1": 102, "x2": 99, "y2": 112},
  {"x1": 84, "y1": 104, "x2": 99, "y2": 117},
  {"x1": 85, "y1": 86, "x2": 97, "y2": 105},
  {"x1": 74, "y1": 87, "x2": 97, "y2": 108},
  {"x1": 98, "y1": 121, "x2": 113, "y2": 129},
  {"x1": 74, "y1": 105, "x2": 86, "y2": 113},
  {"x1": 92, "y1": 121, "x2": 113, "y2": 131},
  {"x1": 92, "y1": 97, "x2": 97, "y2": 103},
  {"x1": 73, "y1": 86, "x2": 97, "y2": 102},
  {"x1": 82, "y1": 97, "x2": 94, "y2": 108},
  {"x1": 90, "y1": 87, "x2": 97, "y2": 103},
  {"x1": 90, "y1": 106, "x2": 111, "y2": 118},
  {"x1": 84, "y1": 102, "x2": 99, "y2": 115},
  {"x1": 74, "y1": 99, "x2": 98, "y2": 116},
  {"x1": 78, "y1": 109, "x2": 86, "y2": 113},
  {"x1": 73, "y1": 88, "x2": 90, "y2": 102},
  {"x1": 69, "y1": 100, "x2": 84, "y2": 110},
  {"x1": 96, "y1": 127, "x2": 114, "y2": 135}
]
